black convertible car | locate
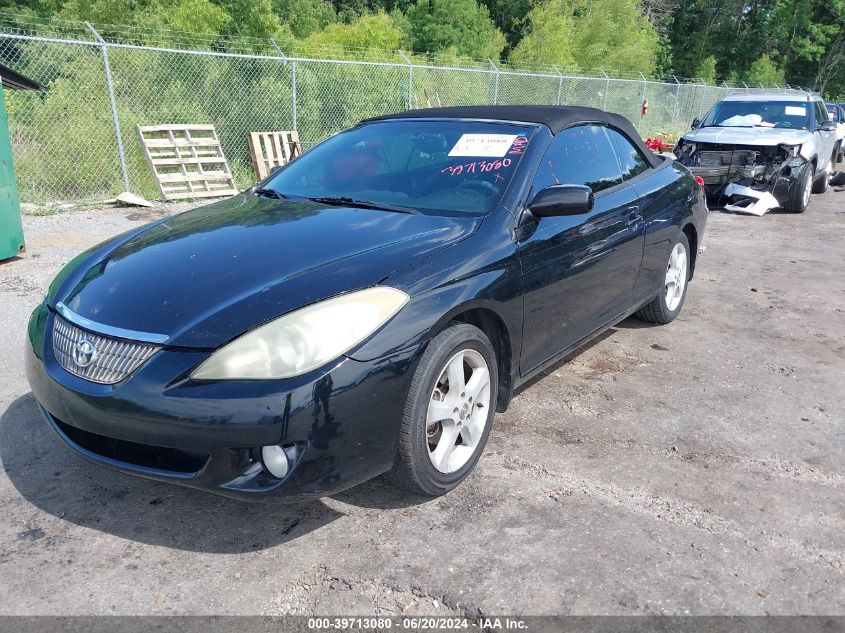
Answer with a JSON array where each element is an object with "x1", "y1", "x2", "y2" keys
[{"x1": 26, "y1": 105, "x2": 707, "y2": 501}]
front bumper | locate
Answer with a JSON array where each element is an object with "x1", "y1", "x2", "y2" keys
[
  {"x1": 25, "y1": 304, "x2": 418, "y2": 502},
  {"x1": 684, "y1": 155, "x2": 806, "y2": 208},
  {"x1": 721, "y1": 183, "x2": 782, "y2": 216}
]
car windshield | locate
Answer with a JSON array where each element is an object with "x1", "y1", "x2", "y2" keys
[
  {"x1": 263, "y1": 120, "x2": 535, "y2": 217},
  {"x1": 701, "y1": 100, "x2": 812, "y2": 129}
]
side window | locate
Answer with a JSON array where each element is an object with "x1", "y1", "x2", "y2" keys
[
  {"x1": 531, "y1": 125, "x2": 623, "y2": 196},
  {"x1": 814, "y1": 101, "x2": 827, "y2": 126},
  {"x1": 605, "y1": 127, "x2": 650, "y2": 181}
]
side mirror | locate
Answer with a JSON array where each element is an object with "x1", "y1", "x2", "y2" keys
[
  {"x1": 529, "y1": 185, "x2": 594, "y2": 217},
  {"x1": 820, "y1": 120, "x2": 837, "y2": 132},
  {"x1": 690, "y1": 117, "x2": 701, "y2": 129}
]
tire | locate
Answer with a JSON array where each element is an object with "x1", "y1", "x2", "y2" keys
[
  {"x1": 784, "y1": 162, "x2": 814, "y2": 213},
  {"x1": 812, "y1": 162, "x2": 829, "y2": 194},
  {"x1": 386, "y1": 323, "x2": 497, "y2": 497},
  {"x1": 635, "y1": 232, "x2": 691, "y2": 325}
]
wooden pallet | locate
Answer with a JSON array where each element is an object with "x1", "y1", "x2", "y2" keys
[
  {"x1": 248, "y1": 131, "x2": 302, "y2": 181},
  {"x1": 137, "y1": 124, "x2": 239, "y2": 200}
]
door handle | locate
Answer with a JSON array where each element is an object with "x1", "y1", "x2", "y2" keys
[{"x1": 625, "y1": 205, "x2": 641, "y2": 226}]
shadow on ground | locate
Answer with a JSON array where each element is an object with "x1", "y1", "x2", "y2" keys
[
  {"x1": 0, "y1": 318, "x2": 658, "y2": 546},
  {"x1": 512, "y1": 327, "x2": 624, "y2": 396},
  {"x1": 0, "y1": 393, "x2": 353, "y2": 553}
]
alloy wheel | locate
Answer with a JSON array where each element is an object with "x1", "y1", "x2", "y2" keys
[
  {"x1": 425, "y1": 349, "x2": 492, "y2": 474},
  {"x1": 665, "y1": 242, "x2": 688, "y2": 312}
]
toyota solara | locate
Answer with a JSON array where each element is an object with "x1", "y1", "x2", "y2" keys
[{"x1": 26, "y1": 106, "x2": 707, "y2": 501}]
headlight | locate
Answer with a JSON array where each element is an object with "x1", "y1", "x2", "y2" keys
[
  {"x1": 190, "y1": 286, "x2": 409, "y2": 380},
  {"x1": 780, "y1": 143, "x2": 801, "y2": 158}
]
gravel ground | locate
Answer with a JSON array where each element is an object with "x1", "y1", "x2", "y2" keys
[{"x1": 0, "y1": 193, "x2": 842, "y2": 616}]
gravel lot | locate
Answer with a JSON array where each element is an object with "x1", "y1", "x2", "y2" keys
[{"x1": 0, "y1": 192, "x2": 842, "y2": 616}]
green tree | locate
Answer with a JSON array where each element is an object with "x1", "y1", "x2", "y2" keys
[
  {"x1": 405, "y1": 0, "x2": 506, "y2": 60},
  {"x1": 655, "y1": 33, "x2": 674, "y2": 77},
  {"x1": 480, "y1": 0, "x2": 531, "y2": 52},
  {"x1": 571, "y1": 0, "x2": 659, "y2": 73},
  {"x1": 143, "y1": 0, "x2": 231, "y2": 36},
  {"x1": 275, "y1": 0, "x2": 336, "y2": 38},
  {"x1": 217, "y1": 0, "x2": 286, "y2": 40},
  {"x1": 333, "y1": 0, "x2": 371, "y2": 21},
  {"x1": 746, "y1": 53, "x2": 785, "y2": 86},
  {"x1": 508, "y1": 3, "x2": 576, "y2": 69},
  {"x1": 695, "y1": 55, "x2": 717, "y2": 82},
  {"x1": 57, "y1": 0, "x2": 146, "y2": 24},
  {"x1": 509, "y1": 0, "x2": 658, "y2": 74},
  {"x1": 304, "y1": 10, "x2": 403, "y2": 52}
]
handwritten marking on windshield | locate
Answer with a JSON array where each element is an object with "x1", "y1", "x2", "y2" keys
[
  {"x1": 442, "y1": 158, "x2": 512, "y2": 176},
  {"x1": 508, "y1": 136, "x2": 528, "y2": 155}
]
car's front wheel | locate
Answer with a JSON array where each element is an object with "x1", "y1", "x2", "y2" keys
[
  {"x1": 387, "y1": 323, "x2": 497, "y2": 496},
  {"x1": 635, "y1": 232, "x2": 691, "y2": 324},
  {"x1": 784, "y1": 162, "x2": 814, "y2": 213}
]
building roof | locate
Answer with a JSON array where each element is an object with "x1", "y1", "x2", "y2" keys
[
  {"x1": 0, "y1": 63, "x2": 43, "y2": 90},
  {"x1": 364, "y1": 105, "x2": 662, "y2": 167}
]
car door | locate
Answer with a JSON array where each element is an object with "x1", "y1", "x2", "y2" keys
[
  {"x1": 517, "y1": 124, "x2": 645, "y2": 375},
  {"x1": 604, "y1": 126, "x2": 674, "y2": 306},
  {"x1": 815, "y1": 100, "x2": 836, "y2": 169}
]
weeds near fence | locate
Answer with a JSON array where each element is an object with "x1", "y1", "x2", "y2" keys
[{"x1": 0, "y1": 15, "x2": 799, "y2": 204}]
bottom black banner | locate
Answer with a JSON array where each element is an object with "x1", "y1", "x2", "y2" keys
[{"x1": 0, "y1": 616, "x2": 842, "y2": 633}]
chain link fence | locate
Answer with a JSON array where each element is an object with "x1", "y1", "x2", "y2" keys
[{"x1": 0, "y1": 23, "x2": 796, "y2": 204}]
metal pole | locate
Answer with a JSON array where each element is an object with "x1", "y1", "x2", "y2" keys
[
  {"x1": 553, "y1": 66, "x2": 563, "y2": 105},
  {"x1": 86, "y1": 22, "x2": 129, "y2": 192},
  {"x1": 291, "y1": 60, "x2": 298, "y2": 131},
  {"x1": 696, "y1": 80, "x2": 707, "y2": 119},
  {"x1": 400, "y1": 50, "x2": 413, "y2": 110},
  {"x1": 489, "y1": 59, "x2": 499, "y2": 105},
  {"x1": 671, "y1": 76, "x2": 680, "y2": 126},
  {"x1": 270, "y1": 38, "x2": 287, "y2": 61},
  {"x1": 602, "y1": 69, "x2": 609, "y2": 110}
]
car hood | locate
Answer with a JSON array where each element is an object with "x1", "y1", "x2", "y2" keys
[
  {"x1": 54, "y1": 195, "x2": 479, "y2": 348},
  {"x1": 681, "y1": 126, "x2": 812, "y2": 146}
]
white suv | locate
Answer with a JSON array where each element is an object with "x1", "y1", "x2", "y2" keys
[{"x1": 674, "y1": 91, "x2": 838, "y2": 214}]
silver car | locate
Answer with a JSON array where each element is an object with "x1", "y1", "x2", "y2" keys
[{"x1": 674, "y1": 91, "x2": 838, "y2": 214}]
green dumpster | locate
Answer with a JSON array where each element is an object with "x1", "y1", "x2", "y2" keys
[{"x1": 0, "y1": 64, "x2": 42, "y2": 261}]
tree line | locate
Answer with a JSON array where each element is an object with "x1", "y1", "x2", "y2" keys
[{"x1": 1, "y1": 0, "x2": 842, "y2": 97}]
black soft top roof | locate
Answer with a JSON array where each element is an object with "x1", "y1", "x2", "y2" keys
[{"x1": 364, "y1": 105, "x2": 662, "y2": 168}]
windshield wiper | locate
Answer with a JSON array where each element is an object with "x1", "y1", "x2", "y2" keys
[
  {"x1": 254, "y1": 187, "x2": 297, "y2": 200},
  {"x1": 306, "y1": 196, "x2": 418, "y2": 215}
]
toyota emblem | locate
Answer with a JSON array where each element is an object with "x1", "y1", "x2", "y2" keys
[{"x1": 72, "y1": 338, "x2": 97, "y2": 368}]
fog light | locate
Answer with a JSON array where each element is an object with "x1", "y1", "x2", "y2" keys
[{"x1": 260, "y1": 445, "x2": 290, "y2": 479}]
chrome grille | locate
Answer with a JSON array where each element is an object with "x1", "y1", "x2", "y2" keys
[{"x1": 52, "y1": 315, "x2": 160, "y2": 384}]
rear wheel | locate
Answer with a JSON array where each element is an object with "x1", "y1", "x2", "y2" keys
[
  {"x1": 784, "y1": 163, "x2": 814, "y2": 213},
  {"x1": 635, "y1": 232, "x2": 690, "y2": 325},
  {"x1": 386, "y1": 323, "x2": 497, "y2": 497}
]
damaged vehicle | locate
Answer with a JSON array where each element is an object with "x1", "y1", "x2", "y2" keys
[
  {"x1": 675, "y1": 92, "x2": 838, "y2": 214},
  {"x1": 825, "y1": 103, "x2": 845, "y2": 164}
]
